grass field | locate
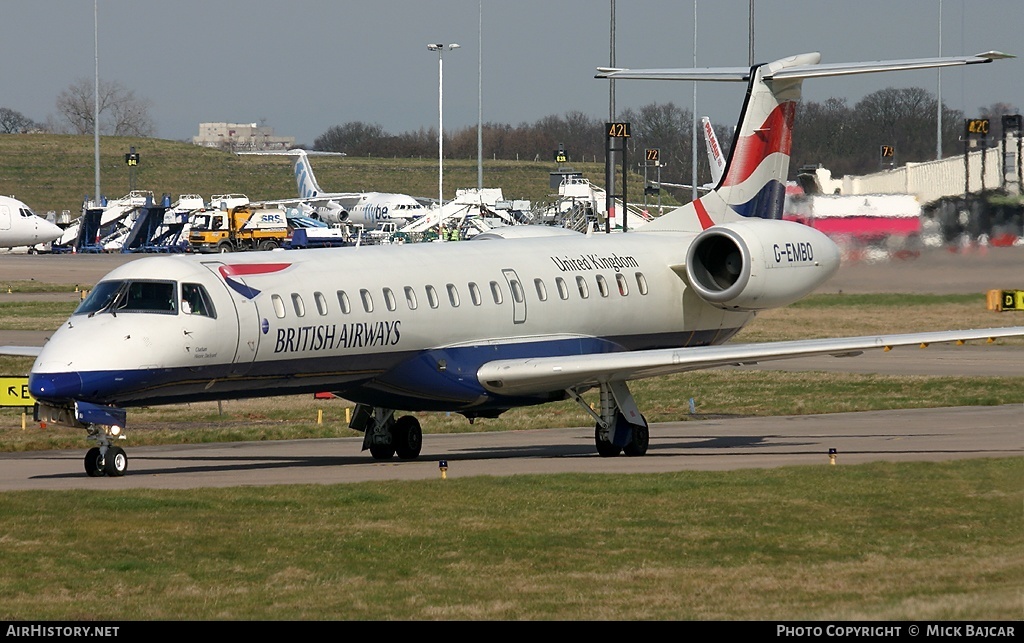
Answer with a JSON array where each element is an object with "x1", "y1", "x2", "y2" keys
[
  {"x1": 0, "y1": 134, "x2": 678, "y2": 217},
  {"x1": 0, "y1": 460, "x2": 1020, "y2": 620}
]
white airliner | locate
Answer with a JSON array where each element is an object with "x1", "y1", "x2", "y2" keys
[
  {"x1": 257, "y1": 150, "x2": 428, "y2": 229},
  {"x1": 0, "y1": 195, "x2": 64, "y2": 250},
  {"x1": 12, "y1": 50, "x2": 1024, "y2": 478}
]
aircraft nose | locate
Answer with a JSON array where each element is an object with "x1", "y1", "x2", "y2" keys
[
  {"x1": 28, "y1": 371, "x2": 83, "y2": 401},
  {"x1": 41, "y1": 219, "x2": 64, "y2": 242}
]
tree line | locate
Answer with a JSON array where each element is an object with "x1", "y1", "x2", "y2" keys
[
  {"x1": 313, "y1": 87, "x2": 1019, "y2": 187},
  {"x1": 3, "y1": 80, "x2": 1017, "y2": 189}
]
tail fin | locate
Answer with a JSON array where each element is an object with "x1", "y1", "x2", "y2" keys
[
  {"x1": 597, "y1": 50, "x2": 1010, "y2": 232},
  {"x1": 292, "y1": 150, "x2": 326, "y2": 199},
  {"x1": 701, "y1": 116, "x2": 726, "y2": 185}
]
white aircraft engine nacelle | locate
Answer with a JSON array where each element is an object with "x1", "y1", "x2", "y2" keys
[
  {"x1": 685, "y1": 218, "x2": 840, "y2": 311},
  {"x1": 307, "y1": 201, "x2": 347, "y2": 224}
]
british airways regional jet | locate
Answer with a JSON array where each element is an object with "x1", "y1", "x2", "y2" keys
[{"x1": 14, "y1": 50, "x2": 1024, "y2": 477}]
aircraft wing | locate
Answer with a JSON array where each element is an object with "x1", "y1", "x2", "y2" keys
[
  {"x1": 258, "y1": 195, "x2": 359, "y2": 209},
  {"x1": 477, "y1": 327, "x2": 1024, "y2": 396},
  {"x1": 0, "y1": 345, "x2": 43, "y2": 357}
]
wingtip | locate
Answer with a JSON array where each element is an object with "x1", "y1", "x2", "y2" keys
[{"x1": 975, "y1": 50, "x2": 1015, "y2": 60}]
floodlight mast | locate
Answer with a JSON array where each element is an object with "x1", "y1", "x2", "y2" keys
[{"x1": 427, "y1": 43, "x2": 460, "y2": 239}]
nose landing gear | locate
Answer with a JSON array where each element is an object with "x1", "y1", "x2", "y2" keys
[{"x1": 83, "y1": 424, "x2": 129, "y2": 477}]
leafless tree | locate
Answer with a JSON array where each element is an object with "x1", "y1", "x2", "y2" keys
[
  {"x1": 0, "y1": 107, "x2": 39, "y2": 133},
  {"x1": 55, "y1": 78, "x2": 155, "y2": 137}
]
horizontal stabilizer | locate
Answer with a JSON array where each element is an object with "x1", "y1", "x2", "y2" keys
[{"x1": 596, "y1": 51, "x2": 1012, "y2": 82}]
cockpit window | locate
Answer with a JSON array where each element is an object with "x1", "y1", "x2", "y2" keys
[
  {"x1": 75, "y1": 281, "x2": 124, "y2": 315},
  {"x1": 73, "y1": 280, "x2": 178, "y2": 316},
  {"x1": 181, "y1": 283, "x2": 216, "y2": 318}
]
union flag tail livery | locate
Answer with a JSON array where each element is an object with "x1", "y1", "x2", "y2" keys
[{"x1": 600, "y1": 50, "x2": 1010, "y2": 232}]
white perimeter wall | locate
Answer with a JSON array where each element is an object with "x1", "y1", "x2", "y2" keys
[{"x1": 838, "y1": 135, "x2": 1021, "y2": 204}]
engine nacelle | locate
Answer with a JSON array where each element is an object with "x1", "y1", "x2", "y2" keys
[
  {"x1": 685, "y1": 218, "x2": 841, "y2": 311},
  {"x1": 303, "y1": 201, "x2": 348, "y2": 224}
]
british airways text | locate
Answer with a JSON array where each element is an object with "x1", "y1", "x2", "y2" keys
[{"x1": 274, "y1": 321, "x2": 402, "y2": 353}]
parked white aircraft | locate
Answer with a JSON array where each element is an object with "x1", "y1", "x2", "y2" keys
[
  {"x1": 702, "y1": 116, "x2": 727, "y2": 185},
  {"x1": 254, "y1": 150, "x2": 428, "y2": 228},
  {"x1": 653, "y1": 116, "x2": 727, "y2": 194},
  {"x1": 12, "y1": 50, "x2": 1023, "y2": 478},
  {"x1": 0, "y1": 195, "x2": 64, "y2": 249}
]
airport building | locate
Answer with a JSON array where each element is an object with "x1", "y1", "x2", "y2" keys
[{"x1": 192, "y1": 122, "x2": 294, "y2": 152}]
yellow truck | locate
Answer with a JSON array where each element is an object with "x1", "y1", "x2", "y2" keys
[{"x1": 187, "y1": 205, "x2": 290, "y2": 253}]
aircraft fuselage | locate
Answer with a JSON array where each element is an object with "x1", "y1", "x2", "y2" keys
[{"x1": 29, "y1": 231, "x2": 758, "y2": 414}]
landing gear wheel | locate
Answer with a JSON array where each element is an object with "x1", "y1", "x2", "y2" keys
[
  {"x1": 623, "y1": 415, "x2": 650, "y2": 457},
  {"x1": 369, "y1": 443, "x2": 395, "y2": 460},
  {"x1": 594, "y1": 425, "x2": 622, "y2": 457},
  {"x1": 85, "y1": 447, "x2": 105, "y2": 477},
  {"x1": 393, "y1": 416, "x2": 422, "y2": 460},
  {"x1": 104, "y1": 446, "x2": 128, "y2": 476}
]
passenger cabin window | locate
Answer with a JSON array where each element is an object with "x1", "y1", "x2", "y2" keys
[
  {"x1": 509, "y1": 279, "x2": 524, "y2": 304},
  {"x1": 576, "y1": 276, "x2": 589, "y2": 299},
  {"x1": 337, "y1": 290, "x2": 351, "y2": 314},
  {"x1": 555, "y1": 277, "x2": 569, "y2": 300},
  {"x1": 271, "y1": 294, "x2": 286, "y2": 319},
  {"x1": 181, "y1": 283, "x2": 216, "y2": 318},
  {"x1": 425, "y1": 285, "x2": 439, "y2": 309},
  {"x1": 534, "y1": 278, "x2": 547, "y2": 301},
  {"x1": 360, "y1": 289, "x2": 374, "y2": 313},
  {"x1": 383, "y1": 287, "x2": 397, "y2": 312},
  {"x1": 446, "y1": 284, "x2": 460, "y2": 307},
  {"x1": 314, "y1": 291, "x2": 328, "y2": 316},
  {"x1": 635, "y1": 272, "x2": 649, "y2": 295},
  {"x1": 616, "y1": 273, "x2": 628, "y2": 296},
  {"x1": 468, "y1": 282, "x2": 482, "y2": 306},
  {"x1": 596, "y1": 274, "x2": 609, "y2": 298},
  {"x1": 490, "y1": 281, "x2": 503, "y2": 305},
  {"x1": 291, "y1": 293, "x2": 305, "y2": 317},
  {"x1": 404, "y1": 286, "x2": 418, "y2": 310}
]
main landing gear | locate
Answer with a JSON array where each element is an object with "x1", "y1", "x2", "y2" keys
[
  {"x1": 568, "y1": 381, "x2": 650, "y2": 457},
  {"x1": 350, "y1": 405, "x2": 423, "y2": 461},
  {"x1": 83, "y1": 424, "x2": 128, "y2": 477}
]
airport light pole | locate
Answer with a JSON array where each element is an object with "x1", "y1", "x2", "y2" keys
[{"x1": 428, "y1": 43, "x2": 460, "y2": 238}]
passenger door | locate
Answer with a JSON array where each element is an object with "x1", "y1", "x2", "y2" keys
[{"x1": 201, "y1": 261, "x2": 264, "y2": 376}]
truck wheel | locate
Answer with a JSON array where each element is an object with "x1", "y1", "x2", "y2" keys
[
  {"x1": 259, "y1": 240, "x2": 278, "y2": 251},
  {"x1": 217, "y1": 242, "x2": 233, "y2": 253}
]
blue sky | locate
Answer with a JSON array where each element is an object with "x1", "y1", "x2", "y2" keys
[{"x1": 2, "y1": 1, "x2": 1020, "y2": 146}]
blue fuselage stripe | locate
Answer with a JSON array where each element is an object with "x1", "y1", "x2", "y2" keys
[{"x1": 30, "y1": 328, "x2": 740, "y2": 412}]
